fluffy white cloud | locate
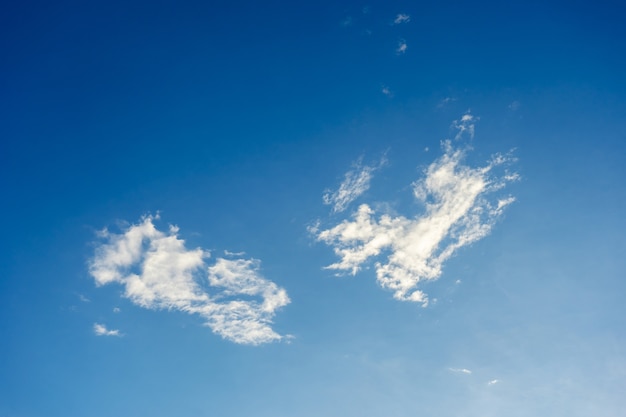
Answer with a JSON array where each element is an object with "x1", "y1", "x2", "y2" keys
[
  {"x1": 93, "y1": 323, "x2": 121, "y2": 337},
  {"x1": 89, "y1": 215, "x2": 290, "y2": 345},
  {"x1": 323, "y1": 157, "x2": 386, "y2": 213},
  {"x1": 314, "y1": 114, "x2": 517, "y2": 306},
  {"x1": 393, "y1": 14, "x2": 410, "y2": 24}
]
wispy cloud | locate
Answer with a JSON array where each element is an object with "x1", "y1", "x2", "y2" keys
[
  {"x1": 113, "y1": 307, "x2": 121, "y2": 313},
  {"x1": 323, "y1": 156, "x2": 386, "y2": 214},
  {"x1": 452, "y1": 111, "x2": 478, "y2": 140},
  {"x1": 396, "y1": 39, "x2": 407, "y2": 54},
  {"x1": 393, "y1": 14, "x2": 410, "y2": 24},
  {"x1": 341, "y1": 16, "x2": 353, "y2": 27},
  {"x1": 93, "y1": 323, "x2": 121, "y2": 337},
  {"x1": 78, "y1": 293, "x2": 90, "y2": 303},
  {"x1": 508, "y1": 100, "x2": 521, "y2": 111},
  {"x1": 381, "y1": 85, "x2": 393, "y2": 97},
  {"x1": 437, "y1": 97, "x2": 457, "y2": 108},
  {"x1": 488, "y1": 379, "x2": 500, "y2": 386},
  {"x1": 89, "y1": 215, "x2": 290, "y2": 345},
  {"x1": 313, "y1": 115, "x2": 517, "y2": 306},
  {"x1": 449, "y1": 367, "x2": 472, "y2": 374}
]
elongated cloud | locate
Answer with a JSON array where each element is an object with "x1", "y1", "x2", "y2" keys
[
  {"x1": 89, "y1": 215, "x2": 290, "y2": 345},
  {"x1": 323, "y1": 157, "x2": 386, "y2": 213},
  {"x1": 313, "y1": 115, "x2": 517, "y2": 306},
  {"x1": 449, "y1": 368, "x2": 472, "y2": 374},
  {"x1": 94, "y1": 323, "x2": 121, "y2": 337}
]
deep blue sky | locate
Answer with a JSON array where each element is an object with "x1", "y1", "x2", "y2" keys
[{"x1": 1, "y1": 1, "x2": 625, "y2": 416}]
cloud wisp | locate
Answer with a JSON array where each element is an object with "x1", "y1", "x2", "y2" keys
[
  {"x1": 323, "y1": 156, "x2": 386, "y2": 214},
  {"x1": 449, "y1": 368, "x2": 473, "y2": 374},
  {"x1": 437, "y1": 97, "x2": 457, "y2": 108},
  {"x1": 89, "y1": 215, "x2": 290, "y2": 345},
  {"x1": 313, "y1": 114, "x2": 517, "y2": 306},
  {"x1": 94, "y1": 323, "x2": 122, "y2": 337},
  {"x1": 393, "y1": 14, "x2": 411, "y2": 24}
]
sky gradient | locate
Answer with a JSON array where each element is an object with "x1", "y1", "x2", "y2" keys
[{"x1": 1, "y1": 1, "x2": 625, "y2": 416}]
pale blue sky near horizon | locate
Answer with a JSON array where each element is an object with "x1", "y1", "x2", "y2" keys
[{"x1": 1, "y1": 1, "x2": 625, "y2": 416}]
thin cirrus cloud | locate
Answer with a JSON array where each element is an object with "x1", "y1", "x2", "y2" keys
[
  {"x1": 323, "y1": 156, "x2": 386, "y2": 214},
  {"x1": 93, "y1": 323, "x2": 121, "y2": 337},
  {"x1": 313, "y1": 113, "x2": 518, "y2": 306},
  {"x1": 88, "y1": 215, "x2": 290, "y2": 345}
]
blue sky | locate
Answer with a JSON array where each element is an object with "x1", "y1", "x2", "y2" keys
[{"x1": 1, "y1": 0, "x2": 625, "y2": 416}]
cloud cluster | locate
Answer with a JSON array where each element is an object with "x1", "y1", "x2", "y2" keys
[
  {"x1": 89, "y1": 215, "x2": 290, "y2": 345},
  {"x1": 313, "y1": 114, "x2": 517, "y2": 306},
  {"x1": 323, "y1": 157, "x2": 386, "y2": 213}
]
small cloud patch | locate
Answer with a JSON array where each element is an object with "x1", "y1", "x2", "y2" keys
[
  {"x1": 323, "y1": 156, "x2": 386, "y2": 214},
  {"x1": 449, "y1": 367, "x2": 472, "y2": 374},
  {"x1": 94, "y1": 323, "x2": 121, "y2": 337},
  {"x1": 396, "y1": 39, "x2": 407, "y2": 54},
  {"x1": 393, "y1": 14, "x2": 410, "y2": 24}
]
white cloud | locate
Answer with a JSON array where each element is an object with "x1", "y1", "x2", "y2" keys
[
  {"x1": 93, "y1": 323, "x2": 121, "y2": 337},
  {"x1": 89, "y1": 215, "x2": 290, "y2": 345},
  {"x1": 381, "y1": 86, "x2": 393, "y2": 97},
  {"x1": 113, "y1": 307, "x2": 121, "y2": 313},
  {"x1": 78, "y1": 294, "x2": 90, "y2": 303},
  {"x1": 488, "y1": 379, "x2": 500, "y2": 385},
  {"x1": 393, "y1": 14, "x2": 410, "y2": 24},
  {"x1": 323, "y1": 156, "x2": 386, "y2": 213},
  {"x1": 449, "y1": 367, "x2": 472, "y2": 374},
  {"x1": 396, "y1": 40, "x2": 407, "y2": 54},
  {"x1": 313, "y1": 116, "x2": 517, "y2": 306}
]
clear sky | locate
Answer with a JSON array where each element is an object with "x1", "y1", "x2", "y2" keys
[{"x1": 1, "y1": 1, "x2": 625, "y2": 416}]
